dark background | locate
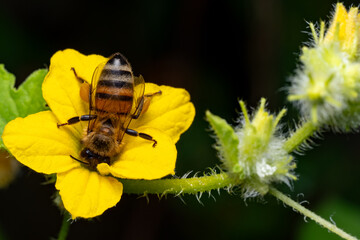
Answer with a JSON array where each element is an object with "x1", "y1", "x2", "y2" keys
[{"x1": 1, "y1": 0, "x2": 360, "y2": 239}]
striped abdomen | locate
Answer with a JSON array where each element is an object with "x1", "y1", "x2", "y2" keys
[{"x1": 95, "y1": 53, "x2": 134, "y2": 115}]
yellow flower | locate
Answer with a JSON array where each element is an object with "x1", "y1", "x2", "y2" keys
[
  {"x1": 322, "y1": 3, "x2": 360, "y2": 58},
  {"x1": 2, "y1": 49, "x2": 195, "y2": 218}
]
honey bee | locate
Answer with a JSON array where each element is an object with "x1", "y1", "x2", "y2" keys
[{"x1": 57, "y1": 53, "x2": 161, "y2": 170}]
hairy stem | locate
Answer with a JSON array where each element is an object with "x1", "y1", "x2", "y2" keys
[
  {"x1": 283, "y1": 121, "x2": 317, "y2": 153},
  {"x1": 58, "y1": 212, "x2": 71, "y2": 240},
  {"x1": 121, "y1": 121, "x2": 317, "y2": 196},
  {"x1": 122, "y1": 172, "x2": 239, "y2": 195},
  {"x1": 269, "y1": 187, "x2": 358, "y2": 240}
]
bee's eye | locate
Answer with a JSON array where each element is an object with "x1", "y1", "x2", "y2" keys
[
  {"x1": 81, "y1": 148, "x2": 95, "y2": 159},
  {"x1": 102, "y1": 157, "x2": 110, "y2": 165}
]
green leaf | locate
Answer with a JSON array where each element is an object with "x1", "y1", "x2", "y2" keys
[
  {"x1": 0, "y1": 64, "x2": 48, "y2": 148},
  {"x1": 206, "y1": 110, "x2": 240, "y2": 172}
]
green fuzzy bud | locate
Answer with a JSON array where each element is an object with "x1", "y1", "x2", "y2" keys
[
  {"x1": 207, "y1": 98, "x2": 296, "y2": 197},
  {"x1": 289, "y1": 4, "x2": 360, "y2": 131}
]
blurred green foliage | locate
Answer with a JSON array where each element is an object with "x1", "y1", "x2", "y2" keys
[{"x1": 0, "y1": 66, "x2": 47, "y2": 148}]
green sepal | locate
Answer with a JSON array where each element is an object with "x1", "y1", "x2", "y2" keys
[
  {"x1": 205, "y1": 110, "x2": 240, "y2": 173},
  {"x1": 0, "y1": 65, "x2": 48, "y2": 148}
]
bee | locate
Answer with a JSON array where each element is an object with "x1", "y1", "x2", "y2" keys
[{"x1": 57, "y1": 53, "x2": 161, "y2": 170}]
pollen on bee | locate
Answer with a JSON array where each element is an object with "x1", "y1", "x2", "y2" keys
[{"x1": 80, "y1": 83, "x2": 90, "y2": 103}]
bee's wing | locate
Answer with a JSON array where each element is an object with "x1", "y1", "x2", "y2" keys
[
  {"x1": 87, "y1": 61, "x2": 106, "y2": 133},
  {"x1": 131, "y1": 75, "x2": 146, "y2": 117},
  {"x1": 117, "y1": 75, "x2": 145, "y2": 142}
]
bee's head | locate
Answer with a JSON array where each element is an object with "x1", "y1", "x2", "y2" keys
[
  {"x1": 80, "y1": 148, "x2": 110, "y2": 170},
  {"x1": 91, "y1": 134, "x2": 113, "y2": 152}
]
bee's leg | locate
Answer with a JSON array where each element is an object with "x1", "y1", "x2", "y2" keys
[
  {"x1": 142, "y1": 91, "x2": 162, "y2": 114},
  {"x1": 71, "y1": 67, "x2": 90, "y2": 103},
  {"x1": 125, "y1": 128, "x2": 157, "y2": 147},
  {"x1": 132, "y1": 91, "x2": 162, "y2": 119},
  {"x1": 71, "y1": 67, "x2": 86, "y2": 83},
  {"x1": 57, "y1": 115, "x2": 97, "y2": 128}
]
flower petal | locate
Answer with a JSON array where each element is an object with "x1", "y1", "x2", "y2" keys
[
  {"x1": 42, "y1": 49, "x2": 106, "y2": 138},
  {"x1": 130, "y1": 83, "x2": 195, "y2": 143},
  {"x1": 97, "y1": 126, "x2": 176, "y2": 179},
  {"x1": 343, "y1": 7, "x2": 359, "y2": 55},
  {"x1": 56, "y1": 167, "x2": 123, "y2": 219},
  {"x1": 2, "y1": 111, "x2": 79, "y2": 174},
  {"x1": 324, "y1": 3, "x2": 348, "y2": 44}
]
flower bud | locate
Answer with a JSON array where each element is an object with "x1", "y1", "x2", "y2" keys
[
  {"x1": 207, "y1": 98, "x2": 296, "y2": 198},
  {"x1": 288, "y1": 3, "x2": 360, "y2": 130}
]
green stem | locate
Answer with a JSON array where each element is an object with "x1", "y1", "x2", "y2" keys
[
  {"x1": 121, "y1": 116, "x2": 317, "y2": 196},
  {"x1": 58, "y1": 212, "x2": 71, "y2": 240},
  {"x1": 283, "y1": 121, "x2": 317, "y2": 153},
  {"x1": 122, "y1": 172, "x2": 239, "y2": 195},
  {"x1": 269, "y1": 187, "x2": 358, "y2": 240}
]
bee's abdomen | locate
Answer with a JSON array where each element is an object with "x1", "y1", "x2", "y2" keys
[{"x1": 95, "y1": 53, "x2": 134, "y2": 114}]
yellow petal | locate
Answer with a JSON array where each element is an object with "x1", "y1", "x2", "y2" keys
[
  {"x1": 42, "y1": 49, "x2": 106, "y2": 137},
  {"x1": 56, "y1": 167, "x2": 123, "y2": 219},
  {"x1": 2, "y1": 111, "x2": 79, "y2": 174},
  {"x1": 97, "y1": 126, "x2": 176, "y2": 179},
  {"x1": 324, "y1": 3, "x2": 347, "y2": 44},
  {"x1": 130, "y1": 83, "x2": 195, "y2": 143},
  {"x1": 343, "y1": 7, "x2": 359, "y2": 55},
  {"x1": 358, "y1": 13, "x2": 360, "y2": 46}
]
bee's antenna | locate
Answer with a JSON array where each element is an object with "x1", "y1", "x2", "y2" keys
[{"x1": 70, "y1": 155, "x2": 89, "y2": 165}]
